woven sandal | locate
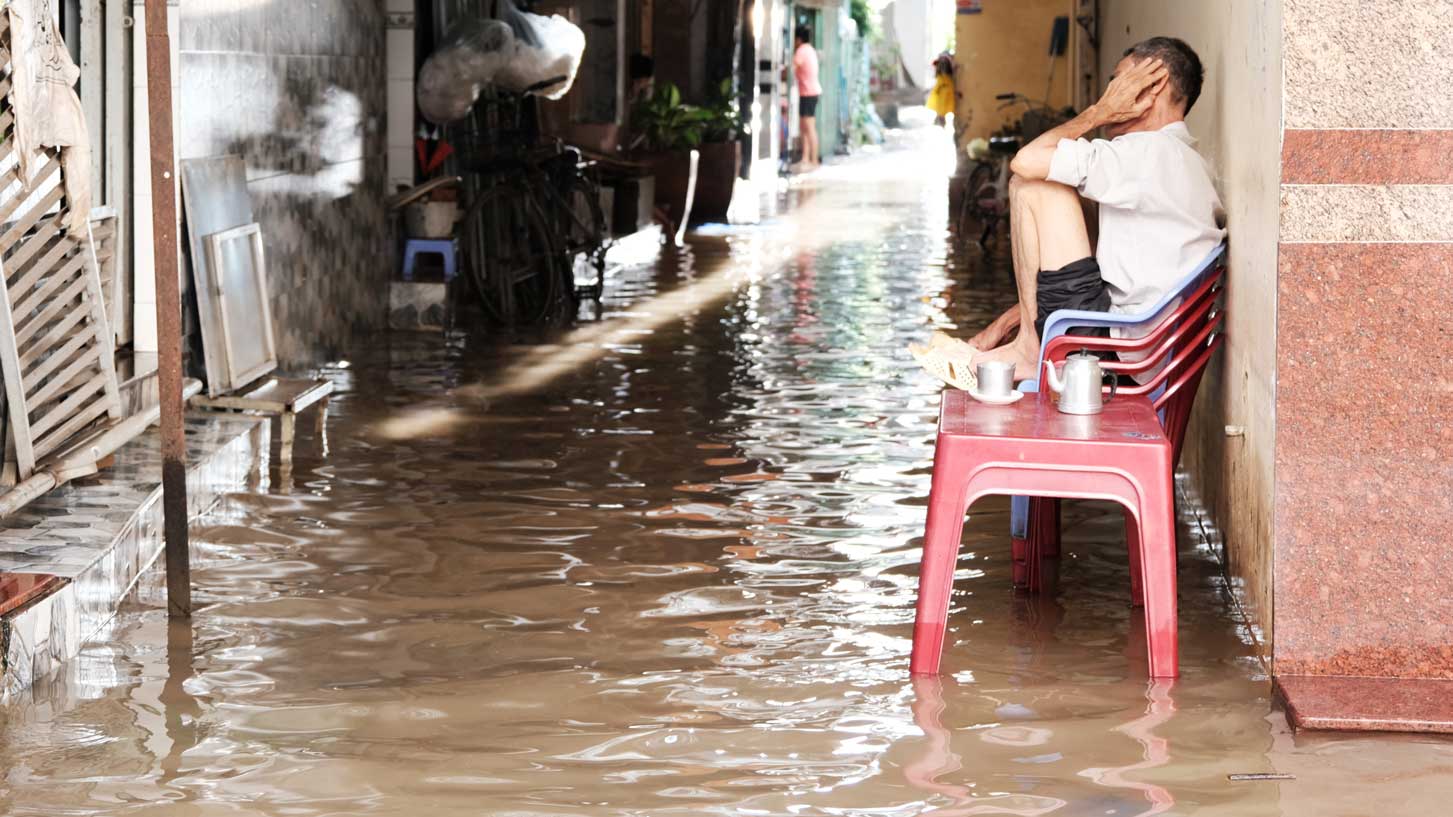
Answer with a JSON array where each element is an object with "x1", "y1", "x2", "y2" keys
[
  {"x1": 910, "y1": 343, "x2": 978, "y2": 391},
  {"x1": 929, "y1": 331, "x2": 980, "y2": 360}
]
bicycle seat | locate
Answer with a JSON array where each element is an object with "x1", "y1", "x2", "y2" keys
[{"x1": 988, "y1": 136, "x2": 1021, "y2": 155}]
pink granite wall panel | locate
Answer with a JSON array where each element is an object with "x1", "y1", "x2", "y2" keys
[
  {"x1": 1275, "y1": 242, "x2": 1453, "y2": 679},
  {"x1": 1276, "y1": 0, "x2": 1453, "y2": 733},
  {"x1": 1283, "y1": 130, "x2": 1453, "y2": 185}
]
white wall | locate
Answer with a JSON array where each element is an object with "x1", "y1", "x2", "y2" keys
[
  {"x1": 1099, "y1": 1, "x2": 1283, "y2": 647},
  {"x1": 385, "y1": 0, "x2": 416, "y2": 191}
]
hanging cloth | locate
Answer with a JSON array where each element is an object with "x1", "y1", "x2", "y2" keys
[{"x1": 7, "y1": 0, "x2": 93, "y2": 238}]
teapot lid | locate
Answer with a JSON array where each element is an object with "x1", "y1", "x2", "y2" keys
[{"x1": 1067, "y1": 349, "x2": 1099, "y2": 362}]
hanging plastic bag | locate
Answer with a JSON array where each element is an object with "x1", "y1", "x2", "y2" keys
[
  {"x1": 416, "y1": 0, "x2": 585, "y2": 125},
  {"x1": 417, "y1": 18, "x2": 515, "y2": 124},
  {"x1": 491, "y1": 6, "x2": 585, "y2": 100}
]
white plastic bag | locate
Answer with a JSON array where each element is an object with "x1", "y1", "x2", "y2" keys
[
  {"x1": 417, "y1": 19, "x2": 515, "y2": 125},
  {"x1": 415, "y1": 1, "x2": 585, "y2": 125},
  {"x1": 492, "y1": 12, "x2": 585, "y2": 100}
]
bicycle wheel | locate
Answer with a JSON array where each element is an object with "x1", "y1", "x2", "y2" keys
[
  {"x1": 508, "y1": 194, "x2": 572, "y2": 324},
  {"x1": 459, "y1": 185, "x2": 510, "y2": 325},
  {"x1": 459, "y1": 180, "x2": 571, "y2": 326},
  {"x1": 966, "y1": 162, "x2": 997, "y2": 223}
]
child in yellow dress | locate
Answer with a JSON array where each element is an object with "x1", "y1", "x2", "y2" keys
[{"x1": 927, "y1": 53, "x2": 956, "y2": 126}]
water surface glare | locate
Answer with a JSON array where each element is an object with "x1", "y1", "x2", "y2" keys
[{"x1": 4, "y1": 133, "x2": 1453, "y2": 815}]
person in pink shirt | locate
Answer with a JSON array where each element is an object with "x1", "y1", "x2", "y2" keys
[{"x1": 793, "y1": 26, "x2": 823, "y2": 170}]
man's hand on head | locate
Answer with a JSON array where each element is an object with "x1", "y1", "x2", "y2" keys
[
  {"x1": 1091, "y1": 58, "x2": 1169, "y2": 127},
  {"x1": 1009, "y1": 57, "x2": 1168, "y2": 180}
]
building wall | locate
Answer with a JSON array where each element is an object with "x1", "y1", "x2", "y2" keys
[
  {"x1": 653, "y1": 0, "x2": 712, "y2": 102},
  {"x1": 177, "y1": 0, "x2": 390, "y2": 367},
  {"x1": 1275, "y1": 0, "x2": 1453, "y2": 680},
  {"x1": 1098, "y1": 1, "x2": 1283, "y2": 648},
  {"x1": 952, "y1": 0, "x2": 1073, "y2": 141},
  {"x1": 385, "y1": 0, "x2": 415, "y2": 190},
  {"x1": 814, "y1": 6, "x2": 846, "y2": 158},
  {"x1": 892, "y1": 0, "x2": 935, "y2": 90}
]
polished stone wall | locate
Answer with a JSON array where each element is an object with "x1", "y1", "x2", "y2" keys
[
  {"x1": 176, "y1": 0, "x2": 390, "y2": 366},
  {"x1": 1274, "y1": 0, "x2": 1453, "y2": 730}
]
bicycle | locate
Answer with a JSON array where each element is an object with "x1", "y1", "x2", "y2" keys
[
  {"x1": 452, "y1": 77, "x2": 610, "y2": 326},
  {"x1": 961, "y1": 129, "x2": 1021, "y2": 248},
  {"x1": 959, "y1": 92, "x2": 1073, "y2": 247}
]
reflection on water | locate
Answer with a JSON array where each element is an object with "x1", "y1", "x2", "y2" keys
[{"x1": 4, "y1": 128, "x2": 1453, "y2": 816}]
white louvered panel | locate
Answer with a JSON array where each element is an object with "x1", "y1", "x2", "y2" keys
[{"x1": 0, "y1": 20, "x2": 122, "y2": 480}]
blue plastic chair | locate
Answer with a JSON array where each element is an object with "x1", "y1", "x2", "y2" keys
[{"x1": 1009, "y1": 242, "x2": 1227, "y2": 542}]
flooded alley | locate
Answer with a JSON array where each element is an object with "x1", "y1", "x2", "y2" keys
[{"x1": 2, "y1": 133, "x2": 1452, "y2": 816}]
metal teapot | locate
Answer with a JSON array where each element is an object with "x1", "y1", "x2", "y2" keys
[{"x1": 1044, "y1": 351, "x2": 1117, "y2": 415}]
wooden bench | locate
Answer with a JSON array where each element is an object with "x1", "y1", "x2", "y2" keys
[{"x1": 191, "y1": 377, "x2": 333, "y2": 465}]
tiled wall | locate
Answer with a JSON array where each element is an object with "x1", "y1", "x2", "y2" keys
[
  {"x1": 1, "y1": 416, "x2": 266, "y2": 702},
  {"x1": 177, "y1": 0, "x2": 391, "y2": 367},
  {"x1": 385, "y1": 0, "x2": 415, "y2": 189},
  {"x1": 1275, "y1": 0, "x2": 1453, "y2": 680}
]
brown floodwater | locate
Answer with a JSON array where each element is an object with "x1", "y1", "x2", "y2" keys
[{"x1": 4, "y1": 130, "x2": 1453, "y2": 815}]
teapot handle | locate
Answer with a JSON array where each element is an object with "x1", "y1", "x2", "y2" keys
[{"x1": 1105, "y1": 375, "x2": 1119, "y2": 403}]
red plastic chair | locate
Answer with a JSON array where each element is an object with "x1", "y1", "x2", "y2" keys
[
  {"x1": 1012, "y1": 270, "x2": 1224, "y2": 589},
  {"x1": 910, "y1": 325, "x2": 1225, "y2": 679},
  {"x1": 1020, "y1": 318, "x2": 1224, "y2": 598}
]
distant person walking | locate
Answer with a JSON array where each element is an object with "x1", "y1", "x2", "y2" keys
[{"x1": 793, "y1": 26, "x2": 822, "y2": 171}]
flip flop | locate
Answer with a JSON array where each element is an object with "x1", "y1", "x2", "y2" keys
[
  {"x1": 910, "y1": 343, "x2": 978, "y2": 391},
  {"x1": 929, "y1": 332, "x2": 980, "y2": 361}
]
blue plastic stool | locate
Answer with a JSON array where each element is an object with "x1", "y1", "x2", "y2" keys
[{"x1": 402, "y1": 238, "x2": 459, "y2": 283}]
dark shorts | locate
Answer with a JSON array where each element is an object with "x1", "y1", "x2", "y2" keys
[
  {"x1": 1034, "y1": 256, "x2": 1111, "y2": 340},
  {"x1": 799, "y1": 95, "x2": 819, "y2": 117}
]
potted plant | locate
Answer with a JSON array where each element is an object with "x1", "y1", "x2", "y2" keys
[
  {"x1": 693, "y1": 78, "x2": 744, "y2": 223},
  {"x1": 631, "y1": 79, "x2": 742, "y2": 227},
  {"x1": 631, "y1": 82, "x2": 708, "y2": 229}
]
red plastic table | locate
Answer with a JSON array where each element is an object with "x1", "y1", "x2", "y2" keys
[{"x1": 911, "y1": 389, "x2": 1180, "y2": 678}]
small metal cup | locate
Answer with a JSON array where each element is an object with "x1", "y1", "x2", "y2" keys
[{"x1": 976, "y1": 360, "x2": 1016, "y2": 398}]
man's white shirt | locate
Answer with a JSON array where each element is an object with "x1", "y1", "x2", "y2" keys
[{"x1": 1047, "y1": 120, "x2": 1226, "y2": 316}]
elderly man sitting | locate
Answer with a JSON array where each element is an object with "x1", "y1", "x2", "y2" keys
[{"x1": 916, "y1": 37, "x2": 1225, "y2": 385}]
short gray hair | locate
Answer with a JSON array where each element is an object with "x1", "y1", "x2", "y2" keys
[{"x1": 1123, "y1": 37, "x2": 1204, "y2": 115}]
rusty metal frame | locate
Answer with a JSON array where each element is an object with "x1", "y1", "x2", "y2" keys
[{"x1": 144, "y1": 0, "x2": 190, "y2": 617}]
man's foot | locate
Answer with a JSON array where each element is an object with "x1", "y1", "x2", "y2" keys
[{"x1": 971, "y1": 337, "x2": 1040, "y2": 382}]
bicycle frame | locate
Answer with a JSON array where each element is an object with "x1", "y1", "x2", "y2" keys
[
  {"x1": 448, "y1": 81, "x2": 610, "y2": 323},
  {"x1": 957, "y1": 91, "x2": 1073, "y2": 246}
]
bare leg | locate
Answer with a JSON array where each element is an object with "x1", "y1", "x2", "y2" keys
[
  {"x1": 802, "y1": 115, "x2": 819, "y2": 165},
  {"x1": 974, "y1": 175, "x2": 1093, "y2": 380}
]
